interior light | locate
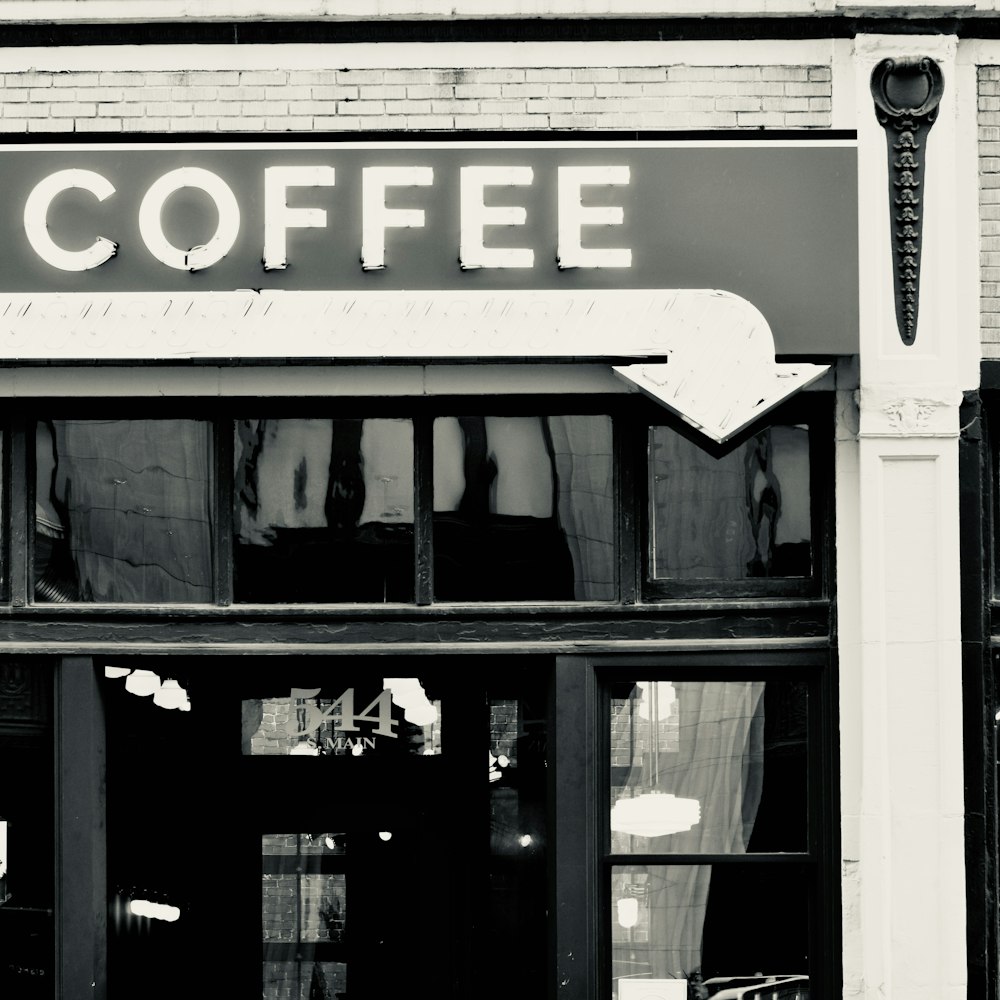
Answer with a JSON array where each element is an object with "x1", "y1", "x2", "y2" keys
[
  {"x1": 104, "y1": 666, "x2": 132, "y2": 679},
  {"x1": 124, "y1": 669, "x2": 161, "y2": 697},
  {"x1": 153, "y1": 678, "x2": 186, "y2": 710},
  {"x1": 518, "y1": 834, "x2": 533, "y2": 848},
  {"x1": 129, "y1": 898, "x2": 180, "y2": 923},
  {"x1": 378, "y1": 831, "x2": 392, "y2": 842},
  {"x1": 610, "y1": 792, "x2": 701, "y2": 839},
  {"x1": 617, "y1": 896, "x2": 639, "y2": 929}
]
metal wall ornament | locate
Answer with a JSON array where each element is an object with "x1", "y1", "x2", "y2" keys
[{"x1": 870, "y1": 57, "x2": 945, "y2": 346}]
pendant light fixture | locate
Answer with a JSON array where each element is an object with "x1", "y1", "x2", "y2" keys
[{"x1": 610, "y1": 681, "x2": 701, "y2": 839}]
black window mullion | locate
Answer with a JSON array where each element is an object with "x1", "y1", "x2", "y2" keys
[
  {"x1": 10, "y1": 413, "x2": 30, "y2": 608},
  {"x1": 214, "y1": 416, "x2": 234, "y2": 607},
  {"x1": 616, "y1": 410, "x2": 639, "y2": 606},
  {"x1": 413, "y1": 412, "x2": 434, "y2": 606}
]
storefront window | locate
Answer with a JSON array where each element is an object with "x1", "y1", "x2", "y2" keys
[
  {"x1": 648, "y1": 424, "x2": 811, "y2": 582},
  {"x1": 234, "y1": 418, "x2": 415, "y2": 603},
  {"x1": 606, "y1": 674, "x2": 813, "y2": 998},
  {"x1": 434, "y1": 415, "x2": 614, "y2": 600},
  {"x1": 34, "y1": 419, "x2": 214, "y2": 603}
]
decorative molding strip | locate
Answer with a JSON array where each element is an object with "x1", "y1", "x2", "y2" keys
[{"x1": 870, "y1": 56, "x2": 944, "y2": 347}]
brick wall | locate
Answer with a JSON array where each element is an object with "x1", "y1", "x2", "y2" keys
[
  {"x1": 0, "y1": 64, "x2": 831, "y2": 133},
  {"x1": 982, "y1": 67, "x2": 1000, "y2": 356}
]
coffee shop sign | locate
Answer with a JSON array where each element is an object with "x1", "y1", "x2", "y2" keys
[{"x1": 24, "y1": 164, "x2": 632, "y2": 274}]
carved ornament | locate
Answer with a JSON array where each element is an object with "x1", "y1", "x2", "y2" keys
[{"x1": 870, "y1": 57, "x2": 945, "y2": 346}]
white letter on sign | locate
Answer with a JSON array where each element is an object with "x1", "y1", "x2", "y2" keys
[
  {"x1": 557, "y1": 165, "x2": 632, "y2": 269},
  {"x1": 24, "y1": 169, "x2": 117, "y2": 271},
  {"x1": 361, "y1": 166, "x2": 433, "y2": 271},
  {"x1": 139, "y1": 167, "x2": 240, "y2": 272},
  {"x1": 263, "y1": 165, "x2": 337, "y2": 271},
  {"x1": 459, "y1": 166, "x2": 534, "y2": 270}
]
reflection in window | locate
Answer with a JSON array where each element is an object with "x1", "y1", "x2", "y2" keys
[
  {"x1": 487, "y1": 676, "x2": 548, "y2": 996},
  {"x1": 434, "y1": 415, "x2": 614, "y2": 600},
  {"x1": 234, "y1": 418, "x2": 414, "y2": 602},
  {"x1": 34, "y1": 419, "x2": 214, "y2": 603},
  {"x1": 262, "y1": 834, "x2": 347, "y2": 1000},
  {"x1": 243, "y1": 677, "x2": 442, "y2": 757},
  {"x1": 609, "y1": 680, "x2": 807, "y2": 855},
  {"x1": 649, "y1": 424, "x2": 811, "y2": 580},
  {"x1": 610, "y1": 864, "x2": 809, "y2": 998}
]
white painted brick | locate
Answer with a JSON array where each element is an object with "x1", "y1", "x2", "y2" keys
[
  {"x1": 76, "y1": 87, "x2": 122, "y2": 102},
  {"x1": 468, "y1": 68, "x2": 525, "y2": 84},
  {"x1": 182, "y1": 71, "x2": 240, "y2": 86},
  {"x1": 620, "y1": 67, "x2": 669, "y2": 82},
  {"x1": 27, "y1": 118, "x2": 69, "y2": 132},
  {"x1": 313, "y1": 85, "x2": 360, "y2": 100},
  {"x1": 431, "y1": 99, "x2": 477, "y2": 115},
  {"x1": 220, "y1": 86, "x2": 267, "y2": 102},
  {"x1": 761, "y1": 96, "x2": 811, "y2": 111},
  {"x1": 287, "y1": 70, "x2": 338, "y2": 86},
  {"x1": 640, "y1": 82, "x2": 697, "y2": 97},
  {"x1": 194, "y1": 101, "x2": 242, "y2": 116},
  {"x1": 782, "y1": 111, "x2": 832, "y2": 126},
  {"x1": 479, "y1": 100, "x2": 528, "y2": 115},
  {"x1": 342, "y1": 100, "x2": 386, "y2": 116},
  {"x1": 9, "y1": 72, "x2": 52, "y2": 87},
  {"x1": 405, "y1": 114, "x2": 455, "y2": 129},
  {"x1": 338, "y1": 70, "x2": 386, "y2": 84},
  {"x1": 810, "y1": 97, "x2": 833, "y2": 112},
  {"x1": 500, "y1": 83, "x2": 552, "y2": 98},
  {"x1": 809, "y1": 66, "x2": 833, "y2": 81},
  {"x1": 760, "y1": 66, "x2": 812, "y2": 81},
  {"x1": 241, "y1": 71, "x2": 287, "y2": 86},
  {"x1": 501, "y1": 114, "x2": 545, "y2": 129},
  {"x1": 314, "y1": 116, "x2": 362, "y2": 130},
  {"x1": 454, "y1": 114, "x2": 503, "y2": 129},
  {"x1": 101, "y1": 103, "x2": 145, "y2": 118},
  {"x1": 138, "y1": 88, "x2": 173, "y2": 102},
  {"x1": 3, "y1": 105, "x2": 39, "y2": 119},
  {"x1": 123, "y1": 117, "x2": 170, "y2": 131},
  {"x1": 267, "y1": 117, "x2": 312, "y2": 131},
  {"x1": 101, "y1": 72, "x2": 143, "y2": 86},
  {"x1": 288, "y1": 100, "x2": 335, "y2": 116},
  {"x1": 714, "y1": 67, "x2": 764, "y2": 81},
  {"x1": 716, "y1": 96, "x2": 763, "y2": 111},
  {"x1": 595, "y1": 83, "x2": 645, "y2": 98},
  {"x1": 549, "y1": 113, "x2": 599, "y2": 128},
  {"x1": 1, "y1": 89, "x2": 28, "y2": 102},
  {"x1": 666, "y1": 67, "x2": 717, "y2": 82},
  {"x1": 77, "y1": 118, "x2": 121, "y2": 132},
  {"x1": 736, "y1": 111, "x2": 789, "y2": 126},
  {"x1": 406, "y1": 84, "x2": 454, "y2": 100},
  {"x1": 549, "y1": 83, "x2": 597, "y2": 98},
  {"x1": 265, "y1": 85, "x2": 310, "y2": 101},
  {"x1": 175, "y1": 117, "x2": 214, "y2": 131},
  {"x1": 29, "y1": 88, "x2": 56, "y2": 102},
  {"x1": 0, "y1": 119, "x2": 27, "y2": 132},
  {"x1": 784, "y1": 81, "x2": 831, "y2": 96},
  {"x1": 525, "y1": 69, "x2": 573, "y2": 83},
  {"x1": 524, "y1": 98, "x2": 574, "y2": 114},
  {"x1": 50, "y1": 102, "x2": 97, "y2": 118},
  {"x1": 370, "y1": 86, "x2": 409, "y2": 100},
  {"x1": 217, "y1": 117, "x2": 266, "y2": 131},
  {"x1": 242, "y1": 101, "x2": 281, "y2": 116},
  {"x1": 53, "y1": 72, "x2": 98, "y2": 87},
  {"x1": 455, "y1": 84, "x2": 502, "y2": 99},
  {"x1": 571, "y1": 68, "x2": 619, "y2": 83},
  {"x1": 385, "y1": 99, "x2": 432, "y2": 115},
  {"x1": 174, "y1": 86, "x2": 219, "y2": 101},
  {"x1": 383, "y1": 69, "x2": 456, "y2": 85}
]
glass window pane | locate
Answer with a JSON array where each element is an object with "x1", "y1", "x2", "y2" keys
[
  {"x1": 609, "y1": 679, "x2": 807, "y2": 854},
  {"x1": 243, "y1": 676, "x2": 441, "y2": 757},
  {"x1": 434, "y1": 415, "x2": 615, "y2": 600},
  {"x1": 610, "y1": 864, "x2": 809, "y2": 998},
  {"x1": 263, "y1": 834, "x2": 347, "y2": 1000},
  {"x1": 34, "y1": 419, "x2": 214, "y2": 603},
  {"x1": 649, "y1": 424, "x2": 811, "y2": 581},
  {"x1": 487, "y1": 673, "x2": 548, "y2": 994},
  {"x1": 234, "y1": 418, "x2": 414, "y2": 602}
]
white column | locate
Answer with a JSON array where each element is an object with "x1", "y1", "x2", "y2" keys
[{"x1": 837, "y1": 33, "x2": 978, "y2": 1000}]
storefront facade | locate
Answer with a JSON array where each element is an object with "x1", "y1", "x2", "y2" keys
[{"x1": 0, "y1": 6, "x2": 992, "y2": 1000}]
